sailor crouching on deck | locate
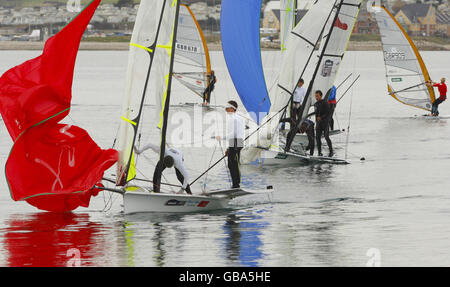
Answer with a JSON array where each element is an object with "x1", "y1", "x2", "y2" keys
[
  {"x1": 299, "y1": 119, "x2": 315, "y2": 156},
  {"x1": 216, "y1": 101, "x2": 245, "y2": 189},
  {"x1": 135, "y1": 143, "x2": 192, "y2": 195}
]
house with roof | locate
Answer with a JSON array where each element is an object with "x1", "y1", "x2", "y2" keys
[
  {"x1": 395, "y1": 3, "x2": 437, "y2": 36},
  {"x1": 352, "y1": 4, "x2": 379, "y2": 35},
  {"x1": 261, "y1": 6, "x2": 308, "y2": 33},
  {"x1": 436, "y1": 9, "x2": 450, "y2": 37},
  {"x1": 262, "y1": 8, "x2": 281, "y2": 31}
]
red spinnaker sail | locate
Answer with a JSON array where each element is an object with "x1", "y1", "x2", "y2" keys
[{"x1": 0, "y1": 0, "x2": 118, "y2": 212}]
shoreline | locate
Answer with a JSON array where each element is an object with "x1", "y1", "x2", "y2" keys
[{"x1": 0, "y1": 40, "x2": 448, "y2": 51}]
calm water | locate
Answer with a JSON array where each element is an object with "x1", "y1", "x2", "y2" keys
[{"x1": 0, "y1": 50, "x2": 449, "y2": 266}]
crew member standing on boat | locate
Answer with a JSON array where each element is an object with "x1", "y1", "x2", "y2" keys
[
  {"x1": 299, "y1": 119, "x2": 315, "y2": 156},
  {"x1": 216, "y1": 101, "x2": 244, "y2": 189},
  {"x1": 314, "y1": 90, "x2": 333, "y2": 157},
  {"x1": 292, "y1": 79, "x2": 306, "y2": 122},
  {"x1": 427, "y1": 78, "x2": 447, "y2": 116},
  {"x1": 203, "y1": 70, "x2": 217, "y2": 106},
  {"x1": 135, "y1": 143, "x2": 192, "y2": 195},
  {"x1": 327, "y1": 85, "x2": 337, "y2": 130}
]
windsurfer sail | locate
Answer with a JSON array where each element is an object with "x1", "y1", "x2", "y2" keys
[
  {"x1": 173, "y1": 4, "x2": 212, "y2": 100},
  {"x1": 0, "y1": 0, "x2": 118, "y2": 212},
  {"x1": 374, "y1": 5, "x2": 435, "y2": 111}
]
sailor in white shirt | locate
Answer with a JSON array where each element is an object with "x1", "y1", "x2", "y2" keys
[
  {"x1": 292, "y1": 78, "x2": 306, "y2": 122},
  {"x1": 216, "y1": 101, "x2": 245, "y2": 189},
  {"x1": 135, "y1": 143, "x2": 191, "y2": 194}
]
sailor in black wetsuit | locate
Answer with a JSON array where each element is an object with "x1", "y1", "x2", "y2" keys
[
  {"x1": 203, "y1": 70, "x2": 217, "y2": 106},
  {"x1": 299, "y1": 119, "x2": 315, "y2": 156},
  {"x1": 313, "y1": 90, "x2": 333, "y2": 157}
]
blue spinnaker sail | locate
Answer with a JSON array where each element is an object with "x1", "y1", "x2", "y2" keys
[{"x1": 221, "y1": 0, "x2": 270, "y2": 124}]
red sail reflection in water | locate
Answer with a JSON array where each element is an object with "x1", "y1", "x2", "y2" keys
[{"x1": 2, "y1": 212, "x2": 109, "y2": 267}]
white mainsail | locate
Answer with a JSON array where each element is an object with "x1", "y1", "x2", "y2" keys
[
  {"x1": 266, "y1": 0, "x2": 337, "y2": 133},
  {"x1": 173, "y1": 4, "x2": 211, "y2": 98},
  {"x1": 239, "y1": 0, "x2": 337, "y2": 162},
  {"x1": 374, "y1": 6, "x2": 435, "y2": 111},
  {"x1": 116, "y1": 0, "x2": 179, "y2": 186},
  {"x1": 303, "y1": 0, "x2": 362, "y2": 120}
]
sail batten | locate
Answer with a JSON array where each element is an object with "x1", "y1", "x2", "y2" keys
[{"x1": 375, "y1": 6, "x2": 435, "y2": 111}]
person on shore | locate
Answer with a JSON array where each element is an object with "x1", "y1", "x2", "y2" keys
[
  {"x1": 314, "y1": 90, "x2": 333, "y2": 157},
  {"x1": 203, "y1": 70, "x2": 217, "y2": 106},
  {"x1": 327, "y1": 85, "x2": 337, "y2": 130},
  {"x1": 216, "y1": 101, "x2": 244, "y2": 189},
  {"x1": 427, "y1": 78, "x2": 447, "y2": 116},
  {"x1": 299, "y1": 119, "x2": 315, "y2": 156},
  {"x1": 135, "y1": 143, "x2": 192, "y2": 195}
]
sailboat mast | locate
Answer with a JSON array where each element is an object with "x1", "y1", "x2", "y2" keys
[
  {"x1": 159, "y1": 0, "x2": 181, "y2": 165},
  {"x1": 285, "y1": 0, "x2": 344, "y2": 152},
  {"x1": 117, "y1": 1, "x2": 169, "y2": 186}
]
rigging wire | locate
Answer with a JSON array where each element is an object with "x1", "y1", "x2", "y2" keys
[{"x1": 345, "y1": 52, "x2": 357, "y2": 160}]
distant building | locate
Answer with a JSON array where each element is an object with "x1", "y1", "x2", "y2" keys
[
  {"x1": 261, "y1": 5, "x2": 307, "y2": 33},
  {"x1": 262, "y1": 8, "x2": 280, "y2": 31},
  {"x1": 353, "y1": 4, "x2": 379, "y2": 35},
  {"x1": 395, "y1": 3, "x2": 436, "y2": 36},
  {"x1": 436, "y1": 9, "x2": 450, "y2": 37},
  {"x1": 393, "y1": 3, "x2": 450, "y2": 37}
]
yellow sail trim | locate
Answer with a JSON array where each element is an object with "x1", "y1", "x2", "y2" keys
[
  {"x1": 281, "y1": 0, "x2": 294, "y2": 52},
  {"x1": 182, "y1": 4, "x2": 212, "y2": 74},
  {"x1": 121, "y1": 116, "x2": 137, "y2": 126},
  {"x1": 126, "y1": 151, "x2": 136, "y2": 182},
  {"x1": 130, "y1": 43, "x2": 153, "y2": 53},
  {"x1": 379, "y1": 6, "x2": 436, "y2": 103}
]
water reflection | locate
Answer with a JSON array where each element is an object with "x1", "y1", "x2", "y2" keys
[
  {"x1": 120, "y1": 209, "x2": 270, "y2": 267},
  {"x1": 222, "y1": 211, "x2": 269, "y2": 267},
  {"x1": 2, "y1": 212, "x2": 109, "y2": 267}
]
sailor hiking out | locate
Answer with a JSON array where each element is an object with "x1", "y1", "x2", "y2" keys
[
  {"x1": 135, "y1": 143, "x2": 192, "y2": 195},
  {"x1": 203, "y1": 70, "x2": 217, "y2": 106},
  {"x1": 427, "y1": 78, "x2": 447, "y2": 116}
]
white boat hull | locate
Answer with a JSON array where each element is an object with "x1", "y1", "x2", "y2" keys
[
  {"x1": 256, "y1": 149, "x2": 349, "y2": 165},
  {"x1": 282, "y1": 129, "x2": 344, "y2": 147},
  {"x1": 122, "y1": 187, "x2": 273, "y2": 214}
]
